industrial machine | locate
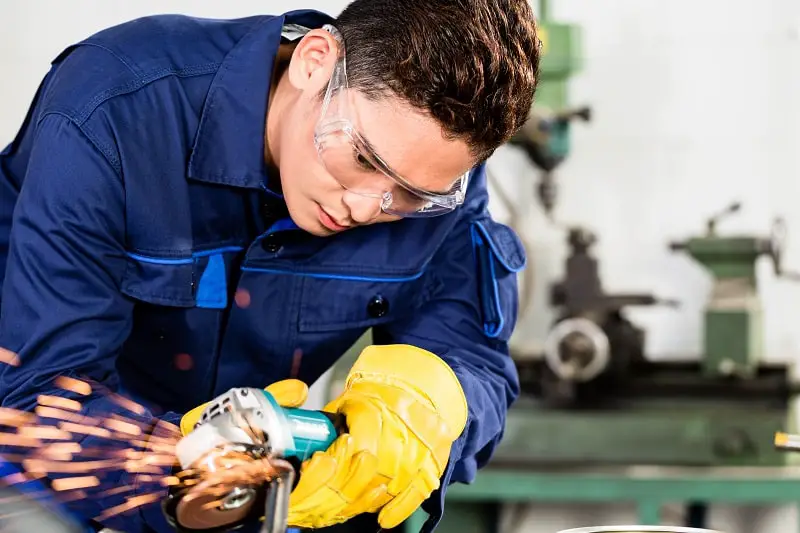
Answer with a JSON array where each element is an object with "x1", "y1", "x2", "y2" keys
[
  {"x1": 504, "y1": 203, "x2": 799, "y2": 467},
  {"x1": 506, "y1": 0, "x2": 588, "y2": 218},
  {"x1": 164, "y1": 387, "x2": 343, "y2": 533}
]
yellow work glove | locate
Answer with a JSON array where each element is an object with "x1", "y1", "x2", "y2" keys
[
  {"x1": 287, "y1": 344, "x2": 468, "y2": 529},
  {"x1": 179, "y1": 379, "x2": 310, "y2": 435}
]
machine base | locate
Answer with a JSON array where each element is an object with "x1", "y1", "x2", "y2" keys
[{"x1": 493, "y1": 397, "x2": 797, "y2": 467}]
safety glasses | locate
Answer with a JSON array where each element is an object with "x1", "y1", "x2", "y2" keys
[{"x1": 313, "y1": 25, "x2": 470, "y2": 218}]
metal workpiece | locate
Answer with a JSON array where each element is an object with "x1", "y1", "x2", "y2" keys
[{"x1": 558, "y1": 526, "x2": 723, "y2": 533}]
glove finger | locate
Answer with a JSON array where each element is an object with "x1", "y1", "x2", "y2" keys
[
  {"x1": 288, "y1": 435, "x2": 378, "y2": 514},
  {"x1": 264, "y1": 379, "x2": 308, "y2": 408},
  {"x1": 386, "y1": 432, "x2": 426, "y2": 496},
  {"x1": 288, "y1": 448, "x2": 379, "y2": 527},
  {"x1": 289, "y1": 435, "x2": 349, "y2": 505},
  {"x1": 377, "y1": 466, "x2": 441, "y2": 529},
  {"x1": 341, "y1": 395, "x2": 406, "y2": 480},
  {"x1": 289, "y1": 448, "x2": 377, "y2": 515},
  {"x1": 336, "y1": 481, "x2": 392, "y2": 520}
]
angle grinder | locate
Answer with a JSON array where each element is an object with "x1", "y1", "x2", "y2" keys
[{"x1": 162, "y1": 387, "x2": 345, "y2": 533}]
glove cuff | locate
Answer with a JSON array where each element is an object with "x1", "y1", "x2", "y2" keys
[{"x1": 346, "y1": 344, "x2": 468, "y2": 438}]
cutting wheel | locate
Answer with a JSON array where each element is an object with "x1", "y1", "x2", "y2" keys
[
  {"x1": 167, "y1": 478, "x2": 264, "y2": 532},
  {"x1": 163, "y1": 445, "x2": 291, "y2": 533}
]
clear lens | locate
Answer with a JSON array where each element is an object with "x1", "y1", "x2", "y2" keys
[{"x1": 315, "y1": 131, "x2": 459, "y2": 217}]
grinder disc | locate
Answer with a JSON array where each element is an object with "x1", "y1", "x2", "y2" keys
[
  {"x1": 171, "y1": 480, "x2": 263, "y2": 531},
  {"x1": 163, "y1": 445, "x2": 291, "y2": 533}
]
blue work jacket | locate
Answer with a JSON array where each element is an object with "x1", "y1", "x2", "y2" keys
[{"x1": 0, "y1": 9, "x2": 525, "y2": 533}]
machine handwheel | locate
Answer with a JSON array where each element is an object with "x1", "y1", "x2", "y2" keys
[{"x1": 543, "y1": 317, "x2": 611, "y2": 382}]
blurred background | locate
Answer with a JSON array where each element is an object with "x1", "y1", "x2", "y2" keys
[{"x1": 3, "y1": 1, "x2": 800, "y2": 532}]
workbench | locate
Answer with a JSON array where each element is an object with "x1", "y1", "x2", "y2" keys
[{"x1": 404, "y1": 466, "x2": 800, "y2": 533}]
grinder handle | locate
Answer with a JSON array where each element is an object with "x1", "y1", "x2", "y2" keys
[{"x1": 280, "y1": 407, "x2": 347, "y2": 462}]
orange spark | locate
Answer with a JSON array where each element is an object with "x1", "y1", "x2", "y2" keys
[
  {"x1": 52, "y1": 476, "x2": 100, "y2": 491},
  {"x1": 58, "y1": 490, "x2": 88, "y2": 502},
  {"x1": 1, "y1": 473, "x2": 29, "y2": 485},
  {"x1": 123, "y1": 462, "x2": 165, "y2": 475},
  {"x1": 54, "y1": 376, "x2": 92, "y2": 396},
  {"x1": 0, "y1": 347, "x2": 19, "y2": 367},
  {"x1": 35, "y1": 406, "x2": 88, "y2": 423},
  {"x1": 44, "y1": 442, "x2": 82, "y2": 455},
  {"x1": 234, "y1": 288, "x2": 251, "y2": 308},
  {"x1": 174, "y1": 353, "x2": 193, "y2": 371},
  {"x1": 0, "y1": 433, "x2": 41, "y2": 448},
  {"x1": 23, "y1": 459, "x2": 119, "y2": 474},
  {"x1": 58, "y1": 422, "x2": 112, "y2": 438},
  {"x1": 161, "y1": 476, "x2": 181, "y2": 487},
  {"x1": 18, "y1": 426, "x2": 72, "y2": 441},
  {"x1": 37, "y1": 395, "x2": 82, "y2": 412},
  {"x1": 0, "y1": 407, "x2": 36, "y2": 427},
  {"x1": 153, "y1": 419, "x2": 181, "y2": 436},
  {"x1": 290, "y1": 348, "x2": 303, "y2": 378},
  {"x1": 108, "y1": 394, "x2": 146, "y2": 416},
  {"x1": 94, "y1": 493, "x2": 162, "y2": 521},
  {"x1": 98, "y1": 485, "x2": 136, "y2": 497},
  {"x1": 103, "y1": 418, "x2": 142, "y2": 436}
]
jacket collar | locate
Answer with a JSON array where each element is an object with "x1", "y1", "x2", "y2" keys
[{"x1": 187, "y1": 9, "x2": 334, "y2": 189}]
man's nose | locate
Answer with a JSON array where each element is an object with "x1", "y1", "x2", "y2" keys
[{"x1": 342, "y1": 190, "x2": 382, "y2": 224}]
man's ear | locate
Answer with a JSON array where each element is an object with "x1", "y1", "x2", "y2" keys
[{"x1": 287, "y1": 28, "x2": 340, "y2": 93}]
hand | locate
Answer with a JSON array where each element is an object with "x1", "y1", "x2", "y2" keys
[
  {"x1": 287, "y1": 344, "x2": 468, "y2": 529},
  {"x1": 179, "y1": 379, "x2": 309, "y2": 435}
]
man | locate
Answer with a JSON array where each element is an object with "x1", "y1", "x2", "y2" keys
[{"x1": 0, "y1": 1, "x2": 540, "y2": 532}]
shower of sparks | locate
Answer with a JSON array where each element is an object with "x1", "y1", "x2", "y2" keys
[
  {"x1": 0, "y1": 376, "x2": 289, "y2": 529},
  {"x1": 0, "y1": 377, "x2": 184, "y2": 524}
]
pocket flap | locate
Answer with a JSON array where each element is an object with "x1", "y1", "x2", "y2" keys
[
  {"x1": 471, "y1": 220, "x2": 527, "y2": 273},
  {"x1": 470, "y1": 219, "x2": 527, "y2": 339},
  {"x1": 298, "y1": 272, "x2": 433, "y2": 333},
  {"x1": 121, "y1": 253, "x2": 195, "y2": 308}
]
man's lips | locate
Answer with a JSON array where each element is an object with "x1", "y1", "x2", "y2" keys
[{"x1": 318, "y1": 205, "x2": 349, "y2": 232}]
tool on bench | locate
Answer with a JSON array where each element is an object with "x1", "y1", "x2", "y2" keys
[
  {"x1": 163, "y1": 387, "x2": 344, "y2": 533},
  {"x1": 774, "y1": 431, "x2": 800, "y2": 452}
]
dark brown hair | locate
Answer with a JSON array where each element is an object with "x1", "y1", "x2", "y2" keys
[{"x1": 335, "y1": 0, "x2": 541, "y2": 161}]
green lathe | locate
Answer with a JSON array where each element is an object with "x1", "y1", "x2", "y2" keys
[
  {"x1": 507, "y1": 203, "x2": 799, "y2": 468},
  {"x1": 670, "y1": 202, "x2": 788, "y2": 379}
]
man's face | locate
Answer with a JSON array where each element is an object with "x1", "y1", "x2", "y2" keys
[{"x1": 272, "y1": 30, "x2": 475, "y2": 237}]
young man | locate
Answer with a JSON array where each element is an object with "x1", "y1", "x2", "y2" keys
[{"x1": 0, "y1": 1, "x2": 540, "y2": 532}]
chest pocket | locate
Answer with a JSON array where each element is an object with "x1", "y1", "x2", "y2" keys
[
  {"x1": 120, "y1": 255, "x2": 196, "y2": 307},
  {"x1": 298, "y1": 271, "x2": 436, "y2": 333}
]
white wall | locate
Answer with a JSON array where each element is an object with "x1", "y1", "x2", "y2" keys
[{"x1": 3, "y1": 1, "x2": 800, "y2": 532}]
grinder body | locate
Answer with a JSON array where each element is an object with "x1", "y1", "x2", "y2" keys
[
  {"x1": 175, "y1": 387, "x2": 340, "y2": 469},
  {"x1": 166, "y1": 387, "x2": 342, "y2": 533}
]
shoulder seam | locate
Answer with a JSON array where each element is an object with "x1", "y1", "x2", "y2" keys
[
  {"x1": 50, "y1": 41, "x2": 220, "y2": 126},
  {"x1": 73, "y1": 59, "x2": 221, "y2": 125},
  {"x1": 37, "y1": 111, "x2": 123, "y2": 177}
]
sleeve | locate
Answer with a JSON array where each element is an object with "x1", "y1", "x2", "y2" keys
[
  {"x1": 0, "y1": 113, "x2": 182, "y2": 533},
  {"x1": 372, "y1": 206, "x2": 526, "y2": 531}
]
